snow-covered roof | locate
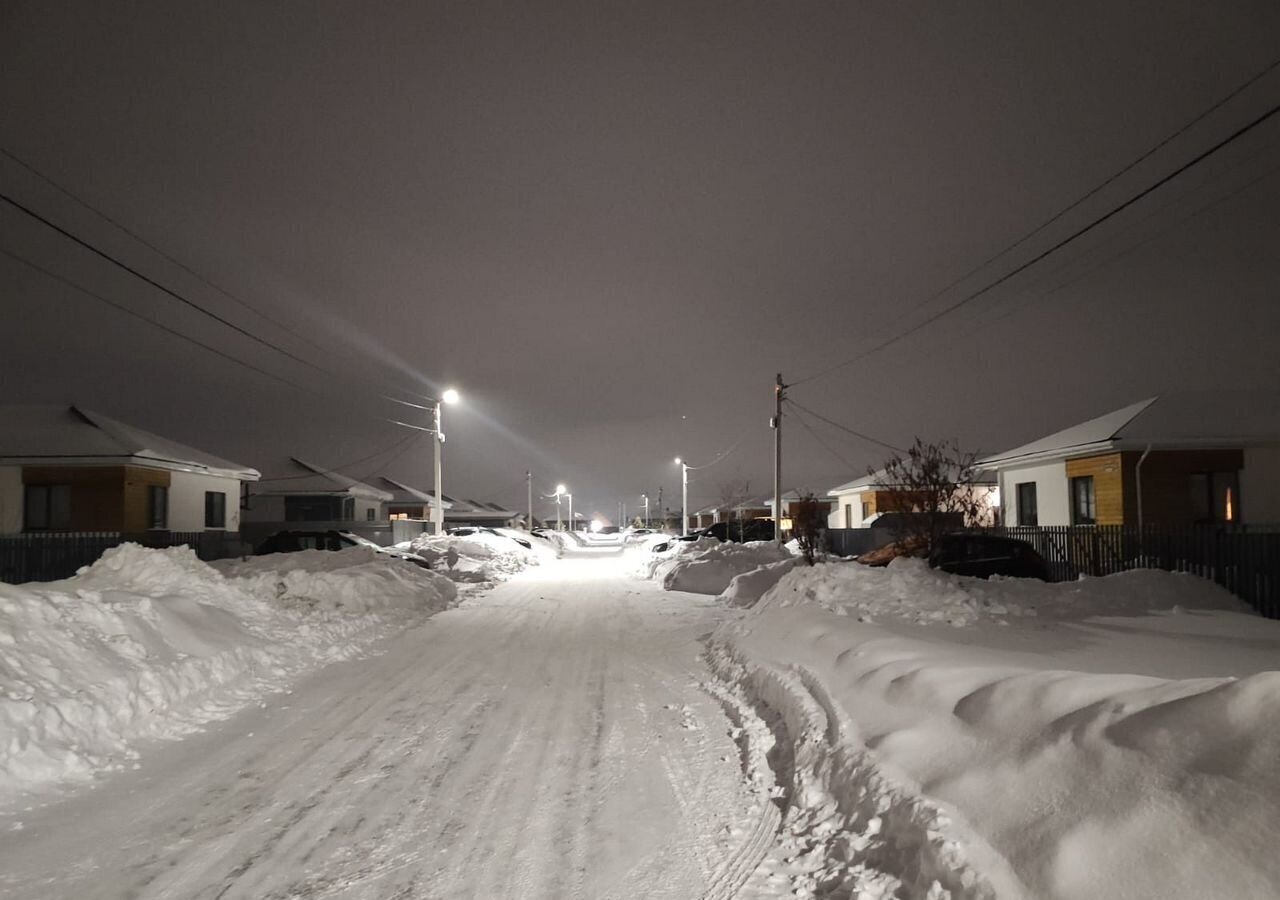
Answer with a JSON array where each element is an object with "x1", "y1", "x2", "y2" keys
[
  {"x1": 0, "y1": 405, "x2": 259, "y2": 480},
  {"x1": 980, "y1": 391, "x2": 1280, "y2": 468},
  {"x1": 253, "y1": 458, "x2": 391, "y2": 500},
  {"x1": 371, "y1": 476, "x2": 450, "y2": 509},
  {"x1": 828, "y1": 469, "x2": 891, "y2": 495},
  {"x1": 764, "y1": 490, "x2": 836, "y2": 506}
]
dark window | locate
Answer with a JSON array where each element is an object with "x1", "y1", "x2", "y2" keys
[
  {"x1": 861, "y1": 501, "x2": 871, "y2": 521},
  {"x1": 366, "y1": 507, "x2": 376, "y2": 522},
  {"x1": 284, "y1": 495, "x2": 355, "y2": 522},
  {"x1": 148, "y1": 485, "x2": 169, "y2": 529},
  {"x1": 204, "y1": 491, "x2": 227, "y2": 529},
  {"x1": 1016, "y1": 482, "x2": 1038, "y2": 527},
  {"x1": 25, "y1": 484, "x2": 71, "y2": 530},
  {"x1": 1070, "y1": 476, "x2": 1096, "y2": 525},
  {"x1": 1190, "y1": 471, "x2": 1240, "y2": 523}
]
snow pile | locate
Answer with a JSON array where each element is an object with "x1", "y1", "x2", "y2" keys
[
  {"x1": 641, "y1": 539, "x2": 792, "y2": 595},
  {"x1": 758, "y1": 556, "x2": 1248, "y2": 625},
  {"x1": 713, "y1": 564, "x2": 1280, "y2": 898},
  {"x1": 0, "y1": 543, "x2": 454, "y2": 809},
  {"x1": 719, "y1": 558, "x2": 800, "y2": 608},
  {"x1": 408, "y1": 529, "x2": 553, "y2": 583}
]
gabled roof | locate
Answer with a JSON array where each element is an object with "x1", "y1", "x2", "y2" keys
[
  {"x1": 371, "y1": 476, "x2": 451, "y2": 509},
  {"x1": 253, "y1": 458, "x2": 391, "y2": 500},
  {"x1": 980, "y1": 391, "x2": 1280, "y2": 468},
  {"x1": 764, "y1": 490, "x2": 836, "y2": 506},
  {"x1": 0, "y1": 405, "x2": 259, "y2": 480},
  {"x1": 828, "y1": 468, "x2": 892, "y2": 495}
]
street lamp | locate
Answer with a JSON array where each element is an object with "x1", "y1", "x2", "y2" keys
[
  {"x1": 641, "y1": 493, "x2": 649, "y2": 528},
  {"x1": 565, "y1": 492, "x2": 574, "y2": 531},
  {"x1": 674, "y1": 457, "x2": 689, "y2": 536},
  {"x1": 432, "y1": 388, "x2": 461, "y2": 536},
  {"x1": 555, "y1": 483, "x2": 567, "y2": 531}
]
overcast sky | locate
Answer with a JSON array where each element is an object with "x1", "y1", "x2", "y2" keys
[{"x1": 2, "y1": 2, "x2": 1278, "y2": 522}]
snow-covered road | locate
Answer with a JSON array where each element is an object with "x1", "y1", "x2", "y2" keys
[{"x1": 0, "y1": 555, "x2": 761, "y2": 899}]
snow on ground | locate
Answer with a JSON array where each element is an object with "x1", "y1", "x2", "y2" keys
[
  {"x1": 708, "y1": 559, "x2": 1280, "y2": 899},
  {"x1": 407, "y1": 528, "x2": 555, "y2": 585},
  {"x1": 0, "y1": 543, "x2": 455, "y2": 811},
  {"x1": 639, "y1": 537, "x2": 793, "y2": 595}
]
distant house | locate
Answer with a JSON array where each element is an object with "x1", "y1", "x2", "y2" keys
[
  {"x1": 826, "y1": 468, "x2": 998, "y2": 529},
  {"x1": 978, "y1": 392, "x2": 1280, "y2": 527},
  {"x1": 369, "y1": 477, "x2": 519, "y2": 529},
  {"x1": 242, "y1": 458, "x2": 392, "y2": 533},
  {"x1": 763, "y1": 490, "x2": 836, "y2": 537},
  {"x1": 0, "y1": 405, "x2": 258, "y2": 540}
]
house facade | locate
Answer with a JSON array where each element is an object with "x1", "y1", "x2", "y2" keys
[
  {"x1": 241, "y1": 458, "x2": 392, "y2": 545},
  {"x1": 980, "y1": 394, "x2": 1280, "y2": 527},
  {"x1": 826, "y1": 470, "x2": 999, "y2": 529},
  {"x1": 0, "y1": 405, "x2": 258, "y2": 539}
]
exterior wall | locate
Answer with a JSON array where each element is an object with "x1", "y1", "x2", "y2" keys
[
  {"x1": 1064, "y1": 454, "x2": 1126, "y2": 525},
  {"x1": 998, "y1": 461, "x2": 1070, "y2": 526},
  {"x1": 1130, "y1": 449, "x2": 1243, "y2": 526},
  {"x1": 22, "y1": 465, "x2": 127, "y2": 531},
  {"x1": 1242, "y1": 445, "x2": 1280, "y2": 524},
  {"x1": 355, "y1": 498, "x2": 384, "y2": 522},
  {"x1": 0, "y1": 466, "x2": 22, "y2": 534},
  {"x1": 241, "y1": 493, "x2": 286, "y2": 522},
  {"x1": 168, "y1": 471, "x2": 242, "y2": 532},
  {"x1": 122, "y1": 466, "x2": 171, "y2": 533}
]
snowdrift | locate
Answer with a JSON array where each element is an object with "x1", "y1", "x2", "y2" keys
[
  {"x1": 711, "y1": 561, "x2": 1280, "y2": 899},
  {"x1": 640, "y1": 539, "x2": 793, "y2": 595},
  {"x1": 0, "y1": 544, "x2": 455, "y2": 809},
  {"x1": 409, "y1": 529, "x2": 554, "y2": 584}
]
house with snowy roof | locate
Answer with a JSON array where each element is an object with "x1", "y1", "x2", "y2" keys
[
  {"x1": 0, "y1": 405, "x2": 258, "y2": 537},
  {"x1": 242, "y1": 458, "x2": 392, "y2": 531},
  {"x1": 826, "y1": 467, "x2": 998, "y2": 529},
  {"x1": 371, "y1": 476, "x2": 452, "y2": 520},
  {"x1": 978, "y1": 392, "x2": 1280, "y2": 528}
]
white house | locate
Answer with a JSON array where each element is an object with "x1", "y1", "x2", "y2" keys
[
  {"x1": 0, "y1": 405, "x2": 258, "y2": 537},
  {"x1": 826, "y1": 468, "x2": 999, "y2": 529},
  {"x1": 242, "y1": 458, "x2": 392, "y2": 527},
  {"x1": 978, "y1": 392, "x2": 1280, "y2": 528}
]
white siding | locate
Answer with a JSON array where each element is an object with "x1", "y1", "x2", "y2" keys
[
  {"x1": 169, "y1": 471, "x2": 243, "y2": 532},
  {"x1": 0, "y1": 466, "x2": 21, "y2": 534},
  {"x1": 1242, "y1": 445, "x2": 1280, "y2": 524},
  {"x1": 999, "y1": 461, "x2": 1070, "y2": 526},
  {"x1": 355, "y1": 498, "x2": 384, "y2": 523}
]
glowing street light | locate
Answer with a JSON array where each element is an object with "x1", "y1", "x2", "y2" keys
[
  {"x1": 554, "y1": 483, "x2": 567, "y2": 531},
  {"x1": 674, "y1": 457, "x2": 689, "y2": 536},
  {"x1": 432, "y1": 388, "x2": 461, "y2": 536}
]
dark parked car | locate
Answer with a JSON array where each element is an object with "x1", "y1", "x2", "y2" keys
[
  {"x1": 650, "y1": 519, "x2": 776, "y2": 553},
  {"x1": 858, "y1": 533, "x2": 1048, "y2": 580},
  {"x1": 447, "y1": 526, "x2": 532, "y2": 549},
  {"x1": 254, "y1": 530, "x2": 433, "y2": 569}
]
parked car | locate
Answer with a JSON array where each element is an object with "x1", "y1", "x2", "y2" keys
[
  {"x1": 254, "y1": 530, "x2": 433, "y2": 569},
  {"x1": 649, "y1": 519, "x2": 776, "y2": 553},
  {"x1": 447, "y1": 526, "x2": 533, "y2": 549},
  {"x1": 858, "y1": 533, "x2": 1048, "y2": 580}
]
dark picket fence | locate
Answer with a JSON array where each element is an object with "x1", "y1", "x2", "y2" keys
[
  {"x1": 0, "y1": 531, "x2": 243, "y2": 585},
  {"x1": 971, "y1": 525, "x2": 1280, "y2": 619}
]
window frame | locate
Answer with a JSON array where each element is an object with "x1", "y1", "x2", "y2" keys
[
  {"x1": 24, "y1": 484, "x2": 72, "y2": 531},
  {"x1": 1015, "y1": 481, "x2": 1038, "y2": 527},
  {"x1": 1070, "y1": 475, "x2": 1096, "y2": 526},
  {"x1": 147, "y1": 484, "x2": 169, "y2": 530},
  {"x1": 204, "y1": 491, "x2": 227, "y2": 529}
]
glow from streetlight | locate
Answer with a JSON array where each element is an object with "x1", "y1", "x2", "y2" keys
[
  {"x1": 441, "y1": 388, "x2": 460, "y2": 405},
  {"x1": 555, "y1": 483, "x2": 567, "y2": 494},
  {"x1": 673, "y1": 457, "x2": 682, "y2": 465}
]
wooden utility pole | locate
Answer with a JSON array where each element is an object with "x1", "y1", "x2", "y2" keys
[{"x1": 773, "y1": 372, "x2": 785, "y2": 546}]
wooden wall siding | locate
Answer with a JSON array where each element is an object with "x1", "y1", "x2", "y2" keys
[
  {"x1": 864, "y1": 492, "x2": 879, "y2": 517},
  {"x1": 122, "y1": 467, "x2": 172, "y2": 533},
  {"x1": 1065, "y1": 454, "x2": 1126, "y2": 525},
  {"x1": 1124, "y1": 449, "x2": 1244, "y2": 525},
  {"x1": 22, "y1": 465, "x2": 129, "y2": 531}
]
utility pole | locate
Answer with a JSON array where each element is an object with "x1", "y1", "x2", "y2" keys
[
  {"x1": 526, "y1": 470, "x2": 533, "y2": 532},
  {"x1": 641, "y1": 493, "x2": 649, "y2": 528},
  {"x1": 657, "y1": 485, "x2": 663, "y2": 530},
  {"x1": 773, "y1": 372, "x2": 785, "y2": 546}
]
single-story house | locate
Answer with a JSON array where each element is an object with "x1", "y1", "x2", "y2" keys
[
  {"x1": 243, "y1": 458, "x2": 392, "y2": 527},
  {"x1": 373, "y1": 476, "x2": 451, "y2": 520},
  {"x1": 827, "y1": 468, "x2": 999, "y2": 529},
  {"x1": 0, "y1": 405, "x2": 258, "y2": 537},
  {"x1": 978, "y1": 392, "x2": 1280, "y2": 527}
]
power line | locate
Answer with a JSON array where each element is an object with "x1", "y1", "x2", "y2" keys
[
  {"x1": 783, "y1": 398, "x2": 905, "y2": 453},
  {"x1": 793, "y1": 78, "x2": 1280, "y2": 389},
  {"x1": 786, "y1": 401, "x2": 862, "y2": 471},
  {"x1": 257, "y1": 432, "x2": 424, "y2": 482},
  {"x1": 0, "y1": 244, "x2": 434, "y2": 438},
  {"x1": 0, "y1": 146, "x2": 441, "y2": 407}
]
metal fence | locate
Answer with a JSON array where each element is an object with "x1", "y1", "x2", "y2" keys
[
  {"x1": 0, "y1": 531, "x2": 245, "y2": 585},
  {"x1": 971, "y1": 525, "x2": 1280, "y2": 619}
]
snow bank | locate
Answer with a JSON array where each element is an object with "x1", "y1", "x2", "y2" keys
[
  {"x1": 758, "y1": 556, "x2": 1248, "y2": 625},
  {"x1": 639, "y1": 539, "x2": 792, "y2": 595},
  {"x1": 718, "y1": 558, "x2": 800, "y2": 608},
  {"x1": 408, "y1": 529, "x2": 553, "y2": 584},
  {"x1": 712, "y1": 563, "x2": 1280, "y2": 898},
  {"x1": 0, "y1": 543, "x2": 455, "y2": 809}
]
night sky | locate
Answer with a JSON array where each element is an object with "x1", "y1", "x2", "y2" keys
[{"x1": 3, "y1": 2, "x2": 1278, "y2": 523}]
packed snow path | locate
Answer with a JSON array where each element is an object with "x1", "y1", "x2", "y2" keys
[{"x1": 0, "y1": 554, "x2": 760, "y2": 899}]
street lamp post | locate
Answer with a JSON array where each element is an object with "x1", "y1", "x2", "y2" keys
[
  {"x1": 432, "y1": 388, "x2": 461, "y2": 536},
  {"x1": 674, "y1": 457, "x2": 689, "y2": 536},
  {"x1": 641, "y1": 493, "x2": 649, "y2": 528},
  {"x1": 566, "y1": 492, "x2": 574, "y2": 531},
  {"x1": 555, "y1": 483, "x2": 566, "y2": 531}
]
